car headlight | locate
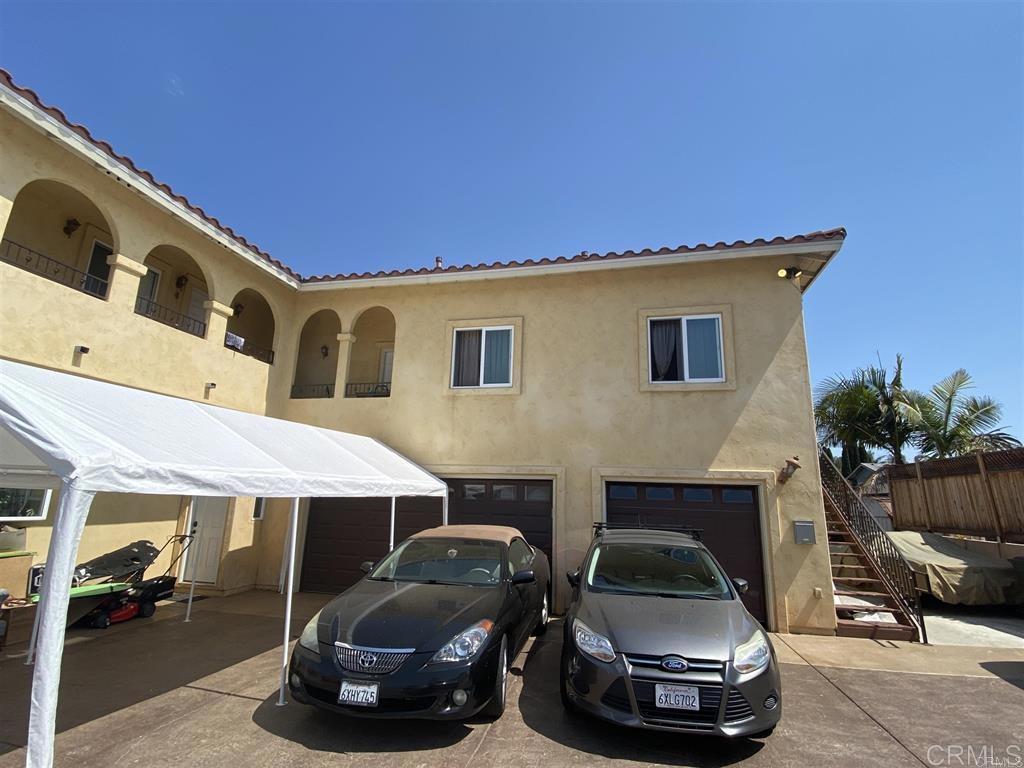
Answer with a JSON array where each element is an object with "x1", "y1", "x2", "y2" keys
[
  {"x1": 298, "y1": 610, "x2": 322, "y2": 652},
  {"x1": 734, "y1": 631, "x2": 770, "y2": 674},
  {"x1": 573, "y1": 619, "x2": 616, "y2": 663},
  {"x1": 431, "y1": 619, "x2": 494, "y2": 663}
]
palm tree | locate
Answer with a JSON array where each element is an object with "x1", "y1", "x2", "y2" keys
[
  {"x1": 899, "y1": 370, "x2": 1022, "y2": 458},
  {"x1": 814, "y1": 355, "x2": 917, "y2": 465}
]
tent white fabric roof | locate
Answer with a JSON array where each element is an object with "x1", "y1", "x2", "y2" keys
[{"x1": 0, "y1": 359, "x2": 447, "y2": 768}]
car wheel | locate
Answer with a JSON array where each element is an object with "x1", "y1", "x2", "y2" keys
[
  {"x1": 483, "y1": 637, "x2": 508, "y2": 719},
  {"x1": 534, "y1": 592, "x2": 549, "y2": 635},
  {"x1": 559, "y1": 652, "x2": 579, "y2": 715},
  {"x1": 138, "y1": 601, "x2": 156, "y2": 619}
]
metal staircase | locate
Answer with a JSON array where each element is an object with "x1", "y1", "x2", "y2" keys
[{"x1": 818, "y1": 449, "x2": 927, "y2": 642}]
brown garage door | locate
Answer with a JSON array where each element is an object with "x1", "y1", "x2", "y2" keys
[
  {"x1": 300, "y1": 497, "x2": 443, "y2": 593},
  {"x1": 605, "y1": 482, "x2": 766, "y2": 623},
  {"x1": 444, "y1": 478, "x2": 553, "y2": 564}
]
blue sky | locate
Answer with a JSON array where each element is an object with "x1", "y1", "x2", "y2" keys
[{"x1": 2, "y1": 1, "x2": 1021, "y2": 441}]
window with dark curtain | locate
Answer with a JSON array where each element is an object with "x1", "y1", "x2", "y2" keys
[
  {"x1": 649, "y1": 319, "x2": 682, "y2": 381},
  {"x1": 452, "y1": 329, "x2": 482, "y2": 386}
]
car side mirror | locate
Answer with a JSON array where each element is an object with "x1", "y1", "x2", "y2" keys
[
  {"x1": 566, "y1": 569, "x2": 580, "y2": 588},
  {"x1": 360, "y1": 561, "x2": 375, "y2": 574},
  {"x1": 511, "y1": 569, "x2": 536, "y2": 585},
  {"x1": 732, "y1": 577, "x2": 749, "y2": 595}
]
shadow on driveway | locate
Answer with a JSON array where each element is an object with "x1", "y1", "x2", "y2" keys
[
  {"x1": 515, "y1": 620, "x2": 764, "y2": 767},
  {"x1": 979, "y1": 660, "x2": 1024, "y2": 691}
]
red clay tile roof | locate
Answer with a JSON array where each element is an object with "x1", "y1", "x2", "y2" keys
[
  {"x1": 303, "y1": 227, "x2": 846, "y2": 283},
  {"x1": 1, "y1": 68, "x2": 845, "y2": 288},
  {"x1": 0, "y1": 68, "x2": 301, "y2": 281}
]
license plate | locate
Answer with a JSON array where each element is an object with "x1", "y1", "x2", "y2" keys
[
  {"x1": 338, "y1": 681, "x2": 379, "y2": 707},
  {"x1": 655, "y1": 684, "x2": 700, "y2": 711}
]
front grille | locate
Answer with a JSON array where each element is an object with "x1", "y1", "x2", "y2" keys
[
  {"x1": 599, "y1": 678, "x2": 632, "y2": 713},
  {"x1": 631, "y1": 679, "x2": 723, "y2": 725},
  {"x1": 624, "y1": 653, "x2": 725, "y2": 673},
  {"x1": 724, "y1": 688, "x2": 755, "y2": 723},
  {"x1": 335, "y1": 643, "x2": 415, "y2": 675}
]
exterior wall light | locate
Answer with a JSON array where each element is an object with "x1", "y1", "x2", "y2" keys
[
  {"x1": 175, "y1": 274, "x2": 189, "y2": 298},
  {"x1": 233, "y1": 303, "x2": 244, "y2": 317},
  {"x1": 205, "y1": 382, "x2": 217, "y2": 390},
  {"x1": 777, "y1": 267, "x2": 802, "y2": 280},
  {"x1": 777, "y1": 456, "x2": 801, "y2": 484},
  {"x1": 74, "y1": 345, "x2": 90, "y2": 355},
  {"x1": 320, "y1": 345, "x2": 329, "y2": 358},
  {"x1": 63, "y1": 218, "x2": 81, "y2": 238}
]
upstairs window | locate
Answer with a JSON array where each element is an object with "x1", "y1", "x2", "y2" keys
[
  {"x1": 451, "y1": 326, "x2": 513, "y2": 388},
  {"x1": 648, "y1": 314, "x2": 724, "y2": 384}
]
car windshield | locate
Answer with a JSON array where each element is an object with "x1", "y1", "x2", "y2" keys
[
  {"x1": 585, "y1": 542, "x2": 731, "y2": 599},
  {"x1": 368, "y1": 537, "x2": 503, "y2": 586}
]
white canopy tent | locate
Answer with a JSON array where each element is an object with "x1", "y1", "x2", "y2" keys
[{"x1": 0, "y1": 359, "x2": 448, "y2": 768}]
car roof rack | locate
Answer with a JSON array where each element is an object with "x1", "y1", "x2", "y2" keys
[{"x1": 592, "y1": 522, "x2": 702, "y2": 541}]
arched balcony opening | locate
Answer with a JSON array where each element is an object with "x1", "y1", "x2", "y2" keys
[
  {"x1": 2, "y1": 179, "x2": 117, "y2": 299},
  {"x1": 345, "y1": 306, "x2": 396, "y2": 398},
  {"x1": 136, "y1": 245, "x2": 212, "y2": 338},
  {"x1": 291, "y1": 309, "x2": 341, "y2": 399},
  {"x1": 224, "y1": 288, "x2": 276, "y2": 364}
]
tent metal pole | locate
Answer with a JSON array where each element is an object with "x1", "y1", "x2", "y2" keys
[
  {"x1": 389, "y1": 497, "x2": 396, "y2": 551},
  {"x1": 277, "y1": 497, "x2": 300, "y2": 707},
  {"x1": 184, "y1": 497, "x2": 198, "y2": 623},
  {"x1": 25, "y1": 594, "x2": 42, "y2": 665},
  {"x1": 278, "y1": 505, "x2": 293, "y2": 593},
  {"x1": 442, "y1": 491, "x2": 449, "y2": 525}
]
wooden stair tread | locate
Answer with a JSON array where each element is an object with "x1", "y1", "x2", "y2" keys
[
  {"x1": 834, "y1": 589, "x2": 892, "y2": 598},
  {"x1": 833, "y1": 576, "x2": 883, "y2": 584},
  {"x1": 834, "y1": 604, "x2": 900, "y2": 613}
]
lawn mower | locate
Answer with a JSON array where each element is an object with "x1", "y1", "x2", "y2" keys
[{"x1": 28, "y1": 535, "x2": 195, "y2": 629}]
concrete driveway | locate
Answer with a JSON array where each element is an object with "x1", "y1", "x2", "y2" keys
[{"x1": 2, "y1": 591, "x2": 1022, "y2": 767}]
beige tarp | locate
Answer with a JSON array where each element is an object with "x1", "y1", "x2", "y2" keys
[{"x1": 887, "y1": 531, "x2": 1021, "y2": 605}]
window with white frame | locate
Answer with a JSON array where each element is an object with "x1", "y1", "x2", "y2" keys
[
  {"x1": 0, "y1": 487, "x2": 53, "y2": 522},
  {"x1": 648, "y1": 314, "x2": 725, "y2": 383},
  {"x1": 451, "y1": 326, "x2": 513, "y2": 388},
  {"x1": 252, "y1": 497, "x2": 266, "y2": 521}
]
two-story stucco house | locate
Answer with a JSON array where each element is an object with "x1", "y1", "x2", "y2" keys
[{"x1": 0, "y1": 69, "x2": 843, "y2": 636}]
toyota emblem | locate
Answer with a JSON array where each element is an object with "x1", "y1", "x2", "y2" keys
[
  {"x1": 661, "y1": 655, "x2": 689, "y2": 672},
  {"x1": 358, "y1": 652, "x2": 378, "y2": 668}
]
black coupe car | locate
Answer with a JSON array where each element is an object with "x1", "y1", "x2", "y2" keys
[
  {"x1": 561, "y1": 526, "x2": 781, "y2": 737},
  {"x1": 289, "y1": 524, "x2": 550, "y2": 720}
]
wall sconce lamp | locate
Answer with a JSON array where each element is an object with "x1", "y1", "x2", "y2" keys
[
  {"x1": 74, "y1": 345, "x2": 90, "y2": 355},
  {"x1": 175, "y1": 274, "x2": 189, "y2": 299},
  {"x1": 320, "y1": 345, "x2": 330, "y2": 358},
  {"x1": 778, "y1": 456, "x2": 802, "y2": 485},
  {"x1": 63, "y1": 218, "x2": 81, "y2": 238},
  {"x1": 205, "y1": 382, "x2": 217, "y2": 391},
  {"x1": 233, "y1": 303, "x2": 245, "y2": 317},
  {"x1": 777, "y1": 266, "x2": 802, "y2": 280}
]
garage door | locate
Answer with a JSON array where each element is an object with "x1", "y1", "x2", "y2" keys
[
  {"x1": 605, "y1": 482, "x2": 766, "y2": 623},
  {"x1": 444, "y1": 478, "x2": 553, "y2": 564},
  {"x1": 300, "y1": 496, "x2": 443, "y2": 593}
]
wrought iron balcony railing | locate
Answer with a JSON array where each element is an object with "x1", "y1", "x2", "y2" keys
[
  {"x1": 134, "y1": 296, "x2": 207, "y2": 338},
  {"x1": 1, "y1": 238, "x2": 108, "y2": 299},
  {"x1": 224, "y1": 333, "x2": 275, "y2": 365},
  {"x1": 291, "y1": 383, "x2": 335, "y2": 399},
  {"x1": 345, "y1": 382, "x2": 391, "y2": 398}
]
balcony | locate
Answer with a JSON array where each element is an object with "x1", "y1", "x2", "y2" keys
[
  {"x1": 290, "y1": 384, "x2": 335, "y2": 399},
  {"x1": 224, "y1": 332, "x2": 275, "y2": 365},
  {"x1": 1, "y1": 238, "x2": 108, "y2": 299},
  {"x1": 134, "y1": 296, "x2": 206, "y2": 338},
  {"x1": 344, "y1": 382, "x2": 391, "y2": 398}
]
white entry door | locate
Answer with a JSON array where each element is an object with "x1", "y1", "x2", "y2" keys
[{"x1": 182, "y1": 497, "x2": 228, "y2": 584}]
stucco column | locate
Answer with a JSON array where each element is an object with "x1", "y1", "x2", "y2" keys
[
  {"x1": 335, "y1": 332, "x2": 356, "y2": 397},
  {"x1": 204, "y1": 299, "x2": 234, "y2": 343},
  {"x1": 0, "y1": 193, "x2": 14, "y2": 242},
  {"x1": 105, "y1": 253, "x2": 148, "y2": 310}
]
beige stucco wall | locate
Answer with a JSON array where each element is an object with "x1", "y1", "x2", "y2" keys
[{"x1": 0, "y1": 105, "x2": 836, "y2": 633}]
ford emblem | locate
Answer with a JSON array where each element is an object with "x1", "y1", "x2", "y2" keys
[
  {"x1": 358, "y1": 652, "x2": 378, "y2": 668},
  {"x1": 661, "y1": 655, "x2": 689, "y2": 672}
]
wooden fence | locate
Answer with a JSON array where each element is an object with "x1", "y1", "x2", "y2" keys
[{"x1": 887, "y1": 448, "x2": 1024, "y2": 542}]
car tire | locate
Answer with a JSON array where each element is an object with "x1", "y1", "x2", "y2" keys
[
  {"x1": 483, "y1": 637, "x2": 508, "y2": 719},
  {"x1": 534, "y1": 591, "x2": 550, "y2": 636},
  {"x1": 559, "y1": 650, "x2": 579, "y2": 715},
  {"x1": 138, "y1": 601, "x2": 157, "y2": 619}
]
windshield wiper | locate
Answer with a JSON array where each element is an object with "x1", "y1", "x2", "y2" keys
[{"x1": 642, "y1": 592, "x2": 721, "y2": 600}]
